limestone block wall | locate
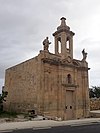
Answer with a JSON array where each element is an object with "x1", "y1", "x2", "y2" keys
[
  {"x1": 90, "y1": 98, "x2": 100, "y2": 110},
  {"x1": 4, "y1": 55, "x2": 41, "y2": 113},
  {"x1": 74, "y1": 68, "x2": 89, "y2": 118}
]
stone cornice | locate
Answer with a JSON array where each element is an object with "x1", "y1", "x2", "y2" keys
[
  {"x1": 62, "y1": 83, "x2": 78, "y2": 88},
  {"x1": 53, "y1": 29, "x2": 75, "y2": 36},
  {"x1": 42, "y1": 58, "x2": 89, "y2": 71}
]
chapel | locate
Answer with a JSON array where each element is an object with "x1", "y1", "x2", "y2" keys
[{"x1": 4, "y1": 17, "x2": 90, "y2": 120}]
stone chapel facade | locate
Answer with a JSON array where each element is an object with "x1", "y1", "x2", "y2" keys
[{"x1": 4, "y1": 17, "x2": 90, "y2": 120}]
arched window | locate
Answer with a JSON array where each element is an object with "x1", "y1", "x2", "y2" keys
[
  {"x1": 67, "y1": 74, "x2": 72, "y2": 84},
  {"x1": 66, "y1": 37, "x2": 70, "y2": 52},
  {"x1": 57, "y1": 37, "x2": 61, "y2": 53}
]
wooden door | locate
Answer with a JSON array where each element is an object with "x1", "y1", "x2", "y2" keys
[{"x1": 65, "y1": 91, "x2": 74, "y2": 120}]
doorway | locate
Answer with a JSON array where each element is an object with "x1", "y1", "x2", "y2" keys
[{"x1": 65, "y1": 91, "x2": 74, "y2": 120}]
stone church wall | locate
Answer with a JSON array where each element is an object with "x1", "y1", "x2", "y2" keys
[{"x1": 4, "y1": 56, "x2": 40, "y2": 113}]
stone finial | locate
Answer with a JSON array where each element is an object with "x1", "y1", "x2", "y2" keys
[
  {"x1": 82, "y1": 49, "x2": 87, "y2": 61},
  {"x1": 57, "y1": 17, "x2": 70, "y2": 31},
  {"x1": 60, "y1": 17, "x2": 66, "y2": 26},
  {"x1": 43, "y1": 37, "x2": 51, "y2": 51}
]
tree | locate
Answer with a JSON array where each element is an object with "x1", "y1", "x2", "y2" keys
[
  {"x1": 89, "y1": 88, "x2": 95, "y2": 98},
  {"x1": 93, "y1": 86, "x2": 100, "y2": 98},
  {"x1": 0, "y1": 90, "x2": 8, "y2": 111},
  {"x1": 89, "y1": 86, "x2": 100, "y2": 98}
]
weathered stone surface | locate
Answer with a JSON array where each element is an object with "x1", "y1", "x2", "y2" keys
[{"x1": 4, "y1": 18, "x2": 90, "y2": 120}]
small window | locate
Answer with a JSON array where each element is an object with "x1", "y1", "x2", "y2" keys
[
  {"x1": 67, "y1": 74, "x2": 72, "y2": 84},
  {"x1": 70, "y1": 106, "x2": 72, "y2": 109},
  {"x1": 65, "y1": 105, "x2": 68, "y2": 109}
]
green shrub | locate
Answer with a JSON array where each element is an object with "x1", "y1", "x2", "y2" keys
[{"x1": 0, "y1": 111, "x2": 18, "y2": 118}]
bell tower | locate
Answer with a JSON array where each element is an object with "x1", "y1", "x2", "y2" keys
[{"x1": 53, "y1": 17, "x2": 75, "y2": 59}]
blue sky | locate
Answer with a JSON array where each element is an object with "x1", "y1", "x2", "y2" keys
[{"x1": 0, "y1": 0, "x2": 100, "y2": 93}]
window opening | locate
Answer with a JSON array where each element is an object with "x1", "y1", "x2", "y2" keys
[
  {"x1": 67, "y1": 74, "x2": 72, "y2": 84},
  {"x1": 66, "y1": 37, "x2": 70, "y2": 52},
  {"x1": 70, "y1": 106, "x2": 72, "y2": 109},
  {"x1": 58, "y1": 37, "x2": 61, "y2": 53},
  {"x1": 65, "y1": 105, "x2": 68, "y2": 109}
]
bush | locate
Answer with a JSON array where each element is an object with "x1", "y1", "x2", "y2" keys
[{"x1": 0, "y1": 111, "x2": 18, "y2": 118}]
